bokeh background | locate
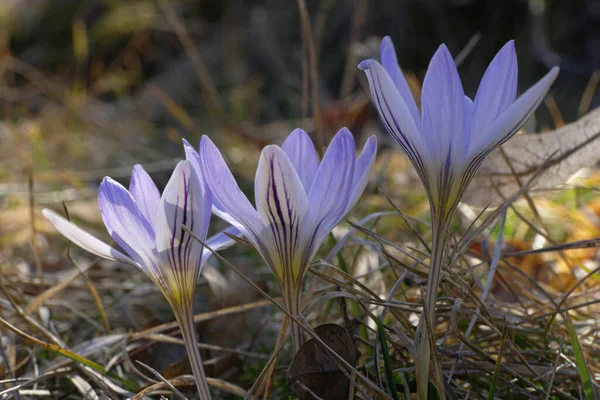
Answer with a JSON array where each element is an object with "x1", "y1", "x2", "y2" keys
[
  {"x1": 1, "y1": 0, "x2": 600, "y2": 398},
  {"x1": 1, "y1": 0, "x2": 597, "y2": 178}
]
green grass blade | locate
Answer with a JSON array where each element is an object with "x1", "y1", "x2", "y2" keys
[
  {"x1": 376, "y1": 319, "x2": 400, "y2": 400},
  {"x1": 565, "y1": 311, "x2": 597, "y2": 400}
]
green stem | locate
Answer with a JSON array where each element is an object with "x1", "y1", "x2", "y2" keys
[
  {"x1": 175, "y1": 306, "x2": 212, "y2": 400},
  {"x1": 415, "y1": 217, "x2": 447, "y2": 400},
  {"x1": 283, "y1": 286, "x2": 304, "y2": 353}
]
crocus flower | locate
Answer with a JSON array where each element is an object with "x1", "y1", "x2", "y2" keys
[
  {"x1": 188, "y1": 128, "x2": 376, "y2": 351},
  {"x1": 43, "y1": 161, "x2": 236, "y2": 399},
  {"x1": 359, "y1": 37, "x2": 559, "y2": 398}
]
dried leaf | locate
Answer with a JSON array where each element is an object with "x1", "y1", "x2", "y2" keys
[
  {"x1": 464, "y1": 108, "x2": 600, "y2": 206},
  {"x1": 287, "y1": 323, "x2": 358, "y2": 400}
]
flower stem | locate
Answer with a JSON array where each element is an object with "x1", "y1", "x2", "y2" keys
[
  {"x1": 415, "y1": 217, "x2": 447, "y2": 399},
  {"x1": 283, "y1": 288, "x2": 304, "y2": 353},
  {"x1": 175, "y1": 307, "x2": 212, "y2": 400}
]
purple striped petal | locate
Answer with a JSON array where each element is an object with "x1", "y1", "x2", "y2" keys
[
  {"x1": 183, "y1": 138, "x2": 211, "y2": 197},
  {"x1": 129, "y1": 165, "x2": 160, "y2": 228},
  {"x1": 199, "y1": 135, "x2": 264, "y2": 239},
  {"x1": 281, "y1": 128, "x2": 319, "y2": 193},
  {"x1": 98, "y1": 177, "x2": 158, "y2": 270},
  {"x1": 420, "y1": 44, "x2": 466, "y2": 164},
  {"x1": 156, "y1": 161, "x2": 210, "y2": 284},
  {"x1": 380, "y1": 36, "x2": 421, "y2": 127},
  {"x1": 472, "y1": 66, "x2": 559, "y2": 157},
  {"x1": 344, "y1": 135, "x2": 377, "y2": 215},
  {"x1": 359, "y1": 59, "x2": 427, "y2": 175},
  {"x1": 469, "y1": 41, "x2": 518, "y2": 151},
  {"x1": 306, "y1": 128, "x2": 355, "y2": 243},
  {"x1": 255, "y1": 145, "x2": 308, "y2": 280},
  {"x1": 42, "y1": 209, "x2": 139, "y2": 268}
]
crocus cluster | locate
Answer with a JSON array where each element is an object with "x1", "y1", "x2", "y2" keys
[
  {"x1": 43, "y1": 35, "x2": 558, "y2": 400},
  {"x1": 359, "y1": 37, "x2": 558, "y2": 398},
  {"x1": 44, "y1": 127, "x2": 376, "y2": 396}
]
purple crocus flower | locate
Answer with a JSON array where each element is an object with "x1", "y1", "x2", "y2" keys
[
  {"x1": 360, "y1": 38, "x2": 559, "y2": 221},
  {"x1": 43, "y1": 161, "x2": 236, "y2": 399},
  {"x1": 359, "y1": 37, "x2": 559, "y2": 398},
  {"x1": 187, "y1": 128, "x2": 376, "y2": 351}
]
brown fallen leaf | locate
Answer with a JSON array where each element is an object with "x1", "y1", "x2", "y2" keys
[{"x1": 287, "y1": 323, "x2": 358, "y2": 400}]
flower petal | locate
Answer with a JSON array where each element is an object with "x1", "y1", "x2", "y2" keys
[
  {"x1": 183, "y1": 138, "x2": 211, "y2": 197},
  {"x1": 306, "y1": 128, "x2": 355, "y2": 241},
  {"x1": 380, "y1": 36, "x2": 421, "y2": 126},
  {"x1": 474, "y1": 66, "x2": 559, "y2": 156},
  {"x1": 129, "y1": 165, "x2": 160, "y2": 228},
  {"x1": 344, "y1": 135, "x2": 377, "y2": 215},
  {"x1": 255, "y1": 145, "x2": 308, "y2": 279},
  {"x1": 98, "y1": 177, "x2": 158, "y2": 269},
  {"x1": 200, "y1": 226, "x2": 241, "y2": 267},
  {"x1": 281, "y1": 128, "x2": 319, "y2": 193},
  {"x1": 42, "y1": 209, "x2": 139, "y2": 268},
  {"x1": 199, "y1": 135, "x2": 264, "y2": 237},
  {"x1": 469, "y1": 41, "x2": 518, "y2": 152},
  {"x1": 155, "y1": 161, "x2": 210, "y2": 277},
  {"x1": 420, "y1": 44, "x2": 466, "y2": 164},
  {"x1": 359, "y1": 59, "x2": 427, "y2": 176}
]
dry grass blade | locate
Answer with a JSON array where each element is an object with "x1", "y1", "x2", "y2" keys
[
  {"x1": 578, "y1": 69, "x2": 600, "y2": 117},
  {"x1": 158, "y1": 0, "x2": 223, "y2": 116},
  {"x1": 465, "y1": 108, "x2": 600, "y2": 205},
  {"x1": 452, "y1": 150, "x2": 559, "y2": 264},
  {"x1": 297, "y1": 0, "x2": 324, "y2": 150},
  {"x1": 338, "y1": 0, "x2": 368, "y2": 98},
  {"x1": 131, "y1": 375, "x2": 247, "y2": 399},
  {"x1": 28, "y1": 167, "x2": 42, "y2": 278},
  {"x1": 244, "y1": 326, "x2": 289, "y2": 400},
  {"x1": 488, "y1": 320, "x2": 508, "y2": 400},
  {"x1": 261, "y1": 317, "x2": 289, "y2": 399},
  {"x1": 0, "y1": 315, "x2": 108, "y2": 376},
  {"x1": 24, "y1": 260, "x2": 98, "y2": 315},
  {"x1": 545, "y1": 339, "x2": 565, "y2": 400},
  {"x1": 135, "y1": 360, "x2": 188, "y2": 400},
  {"x1": 325, "y1": 211, "x2": 398, "y2": 263},
  {"x1": 184, "y1": 226, "x2": 394, "y2": 400},
  {"x1": 131, "y1": 298, "x2": 272, "y2": 340}
]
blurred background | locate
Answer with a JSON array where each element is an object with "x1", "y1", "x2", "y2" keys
[
  {"x1": 1, "y1": 1, "x2": 599, "y2": 396},
  {"x1": 0, "y1": 0, "x2": 597, "y2": 181}
]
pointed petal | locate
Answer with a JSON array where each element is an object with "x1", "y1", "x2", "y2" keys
[
  {"x1": 255, "y1": 145, "x2": 308, "y2": 279},
  {"x1": 183, "y1": 138, "x2": 201, "y2": 174},
  {"x1": 473, "y1": 66, "x2": 559, "y2": 156},
  {"x1": 98, "y1": 177, "x2": 158, "y2": 269},
  {"x1": 380, "y1": 36, "x2": 421, "y2": 126},
  {"x1": 129, "y1": 165, "x2": 160, "y2": 228},
  {"x1": 470, "y1": 41, "x2": 518, "y2": 147},
  {"x1": 344, "y1": 135, "x2": 377, "y2": 215},
  {"x1": 307, "y1": 128, "x2": 355, "y2": 240},
  {"x1": 463, "y1": 95, "x2": 474, "y2": 120},
  {"x1": 420, "y1": 44, "x2": 466, "y2": 163},
  {"x1": 199, "y1": 136, "x2": 264, "y2": 238},
  {"x1": 281, "y1": 128, "x2": 319, "y2": 192},
  {"x1": 42, "y1": 209, "x2": 139, "y2": 268},
  {"x1": 200, "y1": 226, "x2": 241, "y2": 266},
  {"x1": 155, "y1": 161, "x2": 210, "y2": 282},
  {"x1": 256, "y1": 145, "x2": 308, "y2": 225},
  {"x1": 183, "y1": 138, "x2": 210, "y2": 196},
  {"x1": 359, "y1": 59, "x2": 428, "y2": 176},
  {"x1": 461, "y1": 95, "x2": 474, "y2": 158}
]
